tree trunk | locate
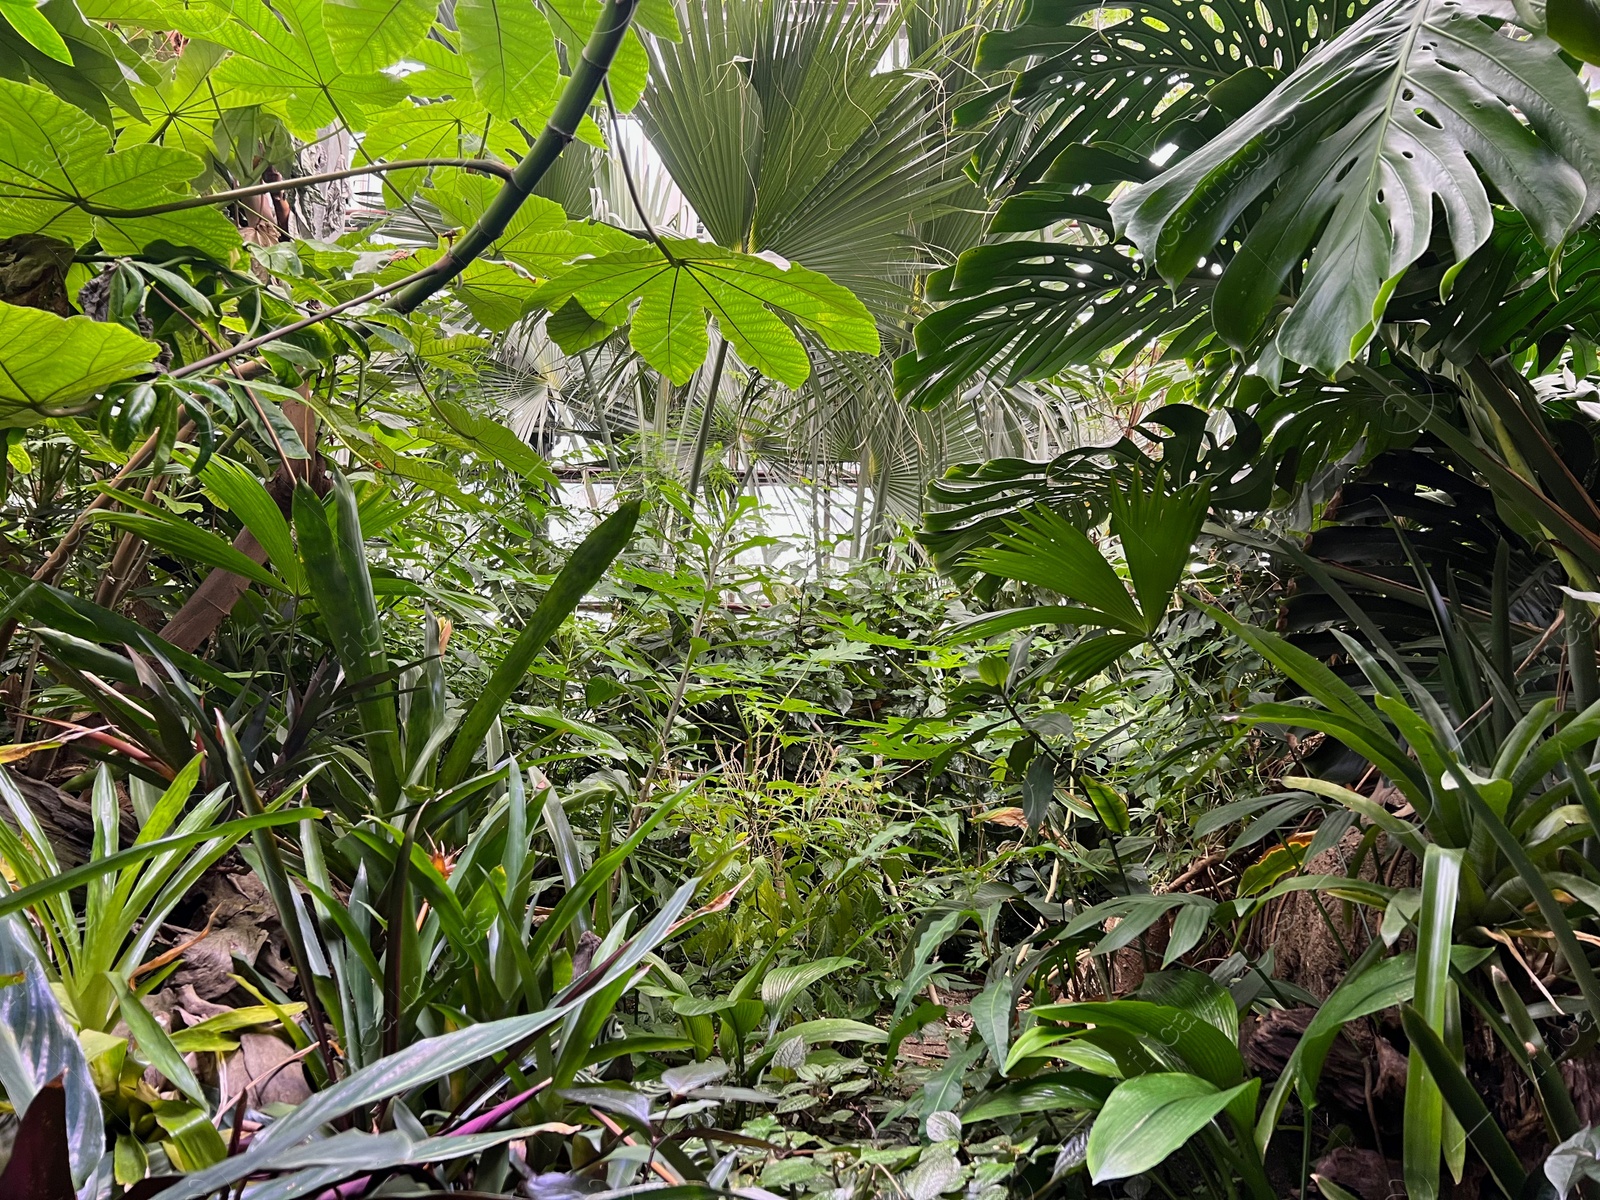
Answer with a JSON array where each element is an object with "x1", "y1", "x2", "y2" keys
[{"x1": 158, "y1": 399, "x2": 322, "y2": 652}]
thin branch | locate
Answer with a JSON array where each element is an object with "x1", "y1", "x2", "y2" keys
[
  {"x1": 603, "y1": 78, "x2": 673, "y2": 263},
  {"x1": 169, "y1": 267, "x2": 436, "y2": 379},
  {"x1": 4, "y1": 160, "x2": 513, "y2": 221}
]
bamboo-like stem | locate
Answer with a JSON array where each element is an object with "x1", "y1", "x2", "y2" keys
[{"x1": 387, "y1": 0, "x2": 640, "y2": 314}]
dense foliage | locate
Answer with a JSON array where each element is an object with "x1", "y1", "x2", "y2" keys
[{"x1": 10, "y1": 0, "x2": 1600, "y2": 1195}]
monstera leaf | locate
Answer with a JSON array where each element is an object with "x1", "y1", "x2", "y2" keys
[
  {"x1": 535, "y1": 239, "x2": 880, "y2": 386},
  {"x1": 0, "y1": 301, "x2": 160, "y2": 425},
  {"x1": 0, "y1": 76, "x2": 241, "y2": 257},
  {"x1": 966, "y1": 0, "x2": 1382, "y2": 191},
  {"x1": 895, "y1": 241, "x2": 1212, "y2": 408},
  {"x1": 1113, "y1": 0, "x2": 1600, "y2": 375}
]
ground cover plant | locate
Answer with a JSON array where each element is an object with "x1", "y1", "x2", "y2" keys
[{"x1": 11, "y1": 0, "x2": 1600, "y2": 1195}]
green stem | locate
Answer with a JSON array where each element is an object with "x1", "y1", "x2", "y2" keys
[
  {"x1": 687, "y1": 339, "x2": 729, "y2": 503},
  {"x1": 62, "y1": 159, "x2": 513, "y2": 219},
  {"x1": 387, "y1": 0, "x2": 640, "y2": 314}
]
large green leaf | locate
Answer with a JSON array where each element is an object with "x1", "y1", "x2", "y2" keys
[
  {"x1": 1401, "y1": 846, "x2": 1461, "y2": 1200},
  {"x1": 636, "y1": 0, "x2": 963, "y2": 325},
  {"x1": 969, "y1": 0, "x2": 1378, "y2": 186},
  {"x1": 894, "y1": 242, "x2": 1211, "y2": 408},
  {"x1": 1113, "y1": 0, "x2": 1600, "y2": 374},
  {"x1": 0, "y1": 301, "x2": 159, "y2": 425},
  {"x1": 0, "y1": 914, "x2": 103, "y2": 1185},
  {"x1": 170, "y1": 0, "x2": 410, "y2": 135},
  {"x1": 961, "y1": 505, "x2": 1146, "y2": 634},
  {"x1": 1086, "y1": 1073, "x2": 1258, "y2": 1184},
  {"x1": 0, "y1": 0, "x2": 151, "y2": 128},
  {"x1": 536, "y1": 238, "x2": 879, "y2": 387},
  {"x1": 322, "y1": 0, "x2": 434, "y2": 72},
  {"x1": 0, "y1": 76, "x2": 241, "y2": 257},
  {"x1": 0, "y1": 0, "x2": 71, "y2": 61},
  {"x1": 456, "y1": 0, "x2": 558, "y2": 118}
]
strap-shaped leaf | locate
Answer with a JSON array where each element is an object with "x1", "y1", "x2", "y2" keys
[
  {"x1": 1114, "y1": 0, "x2": 1600, "y2": 374},
  {"x1": 0, "y1": 913, "x2": 103, "y2": 1186},
  {"x1": 93, "y1": 511, "x2": 288, "y2": 591},
  {"x1": 438, "y1": 498, "x2": 640, "y2": 788}
]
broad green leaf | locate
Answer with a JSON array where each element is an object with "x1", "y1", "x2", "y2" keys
[
  {"x1": 0, "y1": 914, "x2": 103, "y2": 1185},
  {"x1": 535, "y1": 238, "x2": 879, "y2": 387},
  {"x1": 113, "y1": 974, "x2": 207, "y2": 1108},
  {"x1": 540, "y1": 0, "x2": 647, "y2": 108},
  {"x1": 0, "y1": 0, "x2": 71, "y2": 61},
  {"x1": 1086, "y1": 1073, "x2": 1258, "y2": 1183},
  {"x1": 1029, "y1": 1000, "x2": 1243, "y2": 1093},
  {"x1": 114, "y1": 40, "x2": 240, "y2": 158},
  {"x1": 359, "y1": 97, "x2": 491, "y2": 205},
  {"x1": 760, "y1": 956, "x2": 860, "y2": 1018},
  {"x1": 427, "y1": 396, "x2": 558, "y2": 486},
  {"x1": 968, "y1": 979, "x2": 1012, "y2": 1071},
  {"x1": 0, "y1": 302, "x2": 158, "y2": 425},
  {"x1": 429, "y1": 170, "x2": 582, "y2": 276},
  {"x1": 0, "y1": 77, "x2": 241, "y2": 257},
  {"x1": 0, "y1": 0, "x2": 150, "y2": 127},
  {"x1": 962, "y1": 1072, "x2": 1112, "y2": 1121},
  {"x1": 93, "y1": 511, "x2": 288, "y2": 591},
  {"x1": 175, "y1": 0, "x2": 410, "y2": 135},
  {"x1": 1114, "y1": 0, "x2": 1600, "y2": 374},
  {"x1": 457, "y1": 0, "x2": 558, "y2": 117},
  {"x1": 1137, "y1": 969, "x2": 1237, "y2": 1043},
  {"x1": 1548, "y1": 0, "x2": 1600, "y2": 62},
  {"x1": 1404, "y1": 844, "x2": 1462, "y2": 1200},
  {"x1": 323, "y1": 0, "x2": 434, "y2": 72},
  {"x1": 964, "y1": 507, "x2": 1144, "y2": 633}
]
